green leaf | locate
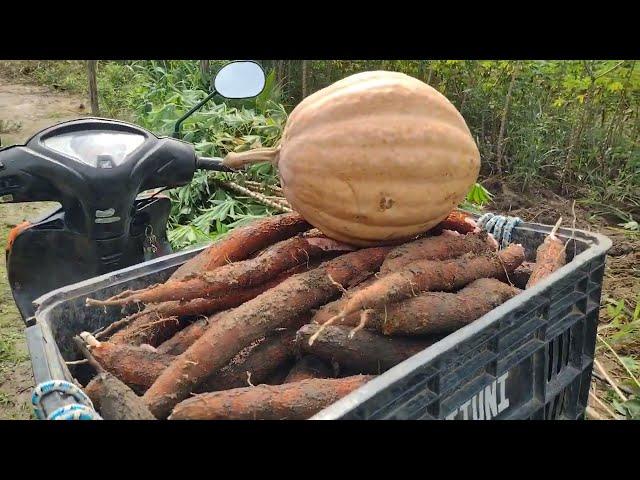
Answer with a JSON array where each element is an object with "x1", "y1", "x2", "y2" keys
[
  {"x1": 619, "y1": 221, "x2": 639, "y2": 231},
  {"x1": 465, "y1": 183, "x2": 493, "y2": 207},
  {"x1": 613, "y1": 399, "x2": 627, "y2": 416},
  {"x1": 617, "y1": 397, "x2": 640, "y2": 419},
  {"x1": 608, "y1": 81, "x2": 624, "y2": 92},
  {"x1": 255, "y1": 69, "x2": 276, "y2": 111},
  {"x1": 619, "y1": 356, "x2": 639, "y2": 375}
]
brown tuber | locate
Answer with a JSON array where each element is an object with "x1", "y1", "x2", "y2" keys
[
  {"x1": 309, "y1": 244, "x2": 525, "y2": 345},
  {"x1": 313, "y1": 278, "x2": 521, "y2": 336},
  {"x1": 169, "y1": 212, "x2": 311, "y2": 278},
  {"x1": 284, "y1": 355, "x2": 333, "y2": 383},
  {"x1": 526, "y1": 226, "x2": 567, "y2": 288},
  {"x1": 143, "y1": 246, "x2": 390, "y2": 418},
  {"x1": 84, "y1": 372, "x2": 156, "y2": 420},
  {"x1": 86, "y1": 339, "x2": 173, "y2": 394},
  {"x1": 88, "y1": 234, "x2": 353, "y2": 307},
  {"x1": 296, "y1": 324, "x2": 439, "y2": 374},
  {"x1": 169, "y1": 375, "x2": 373, "y2": 420},
  {"x1": 380, "y1": 230, "x2": 496, "y2": 274},
  {"x1": 198, "y1": 329, "x2": 299, "y2": 392}
]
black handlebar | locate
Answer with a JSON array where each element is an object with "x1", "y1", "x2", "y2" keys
[{"x1": 196, "y1": 156, "x2": 234, "y2": 172}]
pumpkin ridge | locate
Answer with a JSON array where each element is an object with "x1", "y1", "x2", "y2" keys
[
  {"x1": 288, "y1": 76, "x2": 465, "y2": 125},
  {"x1": 280, "y1": 151, "x2": 479, "y2": 186},
  {"x1": 281, "y1": 118, "x2": 478, "y2": 156},
  {"x1": 287, "y1": 93, "x2": 468, "y2": 140}
]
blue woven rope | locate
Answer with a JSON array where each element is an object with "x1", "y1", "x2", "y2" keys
[
  {"x1": 478, "y1": 212, "x2": 522, "y2": 249},
  {"x1": 49, "y1": 403, "x2": 102, "y2": 420},
  {"x1": 32, "y1": 380, "x2": 102, "y2": 420}
]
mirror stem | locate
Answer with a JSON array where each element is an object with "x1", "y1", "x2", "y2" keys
[{"x1": 172, "y1": 89, "x2": 218, "y2": 139}]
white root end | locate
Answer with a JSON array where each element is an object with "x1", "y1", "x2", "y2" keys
[
  {"x1": 348, "y1": 309, "x2": 373, "y2": 339},
  {"x1": 79, "y1": 331, "x2": 101, "y2": 348},
  {"x1": 549, "y1": 217, "x2": 563, "y2": 240},
  {"x1": 308, "y1": 313, "x2": 344, "y2": 346},
  {"x1": 327, "y1": 274, "x2": 348, "y2": 295}
]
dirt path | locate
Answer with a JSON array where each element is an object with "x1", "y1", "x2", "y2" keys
[{"x1": 0, "y1": 77, "x2": 88, "y2": 419}]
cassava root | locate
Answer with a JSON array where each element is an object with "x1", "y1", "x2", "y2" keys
[
  {"x1": 169, "y1": 375, "x2": 373, "y2": 420},
  {"x1": 142, "y1": 246, "x2": 390, "y2": 418}
]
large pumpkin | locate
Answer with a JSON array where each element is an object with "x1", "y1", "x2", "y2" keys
[{"x1": 224, "y1": 70, "x2": 481, "y2": 246}]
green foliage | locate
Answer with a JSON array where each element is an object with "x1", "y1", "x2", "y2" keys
[
  {"x1": 614, "y1": 397, "x2": 640, "y2": 419},
  {"x1": 620, "y1": 220, "x2": 639, "y2": 232},
  {"x1": 6, "y1": 59, "x2": 637, "y2": 241},
  {"x1": 267, "y1": 60, "x2": 639, "y2": 220},
  {"x1": 599, "y1": 295, "x2": 640, "y2": 419},
  {"x1": 602, "y1": 296, "x2": 640, "y2": 347},
  {"x1": 123, "y1": 61, "x2": 286, "y2": 248},
  {"x1": 460, "y1": 182, "x2": 493, "y2": 213}
]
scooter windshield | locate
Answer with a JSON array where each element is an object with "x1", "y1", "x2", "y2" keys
[{"x1": 43, "y1": 130, "x2": 145, "y2": 168}]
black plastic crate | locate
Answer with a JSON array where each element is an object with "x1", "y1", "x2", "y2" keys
[{"x1": 25, "y1": 221, "x2": 611, "y2": 420}]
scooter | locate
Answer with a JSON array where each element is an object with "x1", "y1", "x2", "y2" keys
[{"x1": 0, "y1": 60, "x2": 266, "y2": 321}]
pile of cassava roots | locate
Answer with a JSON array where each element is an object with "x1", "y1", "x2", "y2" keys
[{"x1": 78, "y1": 210, "x2": 567, "y2": 420}]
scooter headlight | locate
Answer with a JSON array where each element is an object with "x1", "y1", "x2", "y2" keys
[{"x1": 42, "y1": 130, "x2": 145, "y2": 168}]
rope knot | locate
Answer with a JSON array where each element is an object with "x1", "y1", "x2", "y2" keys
[{"x1": 478, "y1": 212, "x2": 522, "y2": 249}]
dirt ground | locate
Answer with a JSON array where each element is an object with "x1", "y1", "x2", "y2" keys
[
  {"x1": 0, "y1": 74, "x2": 637, "y2": 420},
  {"x1": 0, "y1": 77, "x2": 87, "y2": 419}
]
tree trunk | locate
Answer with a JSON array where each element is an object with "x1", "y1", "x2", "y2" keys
[
  {"x1": 603, "y1": 61, "x2": 636, "y2": 155},
  {"x1": 302, "y1": 60, "x2": 309, "y2": 98},
  {"x1": 427, "y1": 62, "x2": 434, "y2": 85},
  {"x1": 287, "y1": 60, "x2": 293, "y2": 102},
  {"x1": 495, "y1": 62, "x2": 520, "y2": 174},
  {"x1": 87, "y1": 60, "x2": 99, "y2": 116},
  {"x1": 199, "y1": 60, "x2": 210, "y2": 84},
  {"x1": 419, "y1": 61, "x2": 426, "y2": 82},
  {"x1": 277, "y1": 60, "x2": 285, "y2": 84},
  {"x1": 562, "y1": 62, "x2": 597, "y2": 187}
]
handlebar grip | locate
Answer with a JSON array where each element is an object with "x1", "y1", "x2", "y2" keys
[{"x1": 196, "y1": 156, "x2": 234, "y2": 172}]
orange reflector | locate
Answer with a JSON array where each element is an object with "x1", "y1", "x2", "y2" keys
[{"x1": 6, "y1": 221, "x2": 31, "y2": 252}]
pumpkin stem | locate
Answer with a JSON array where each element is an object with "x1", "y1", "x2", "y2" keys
[{"x1": 222, "y1": 146, "x2": 280, "y2": 169}]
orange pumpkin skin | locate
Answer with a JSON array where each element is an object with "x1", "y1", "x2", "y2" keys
[{"x1": 274, "y1": 71, "x2": 481, "y2": 247}]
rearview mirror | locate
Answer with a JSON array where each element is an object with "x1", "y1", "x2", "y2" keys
[{"x1": 213, "y1": 61, "x2": 266, "y2": 99}]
